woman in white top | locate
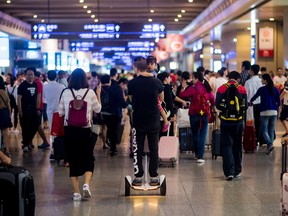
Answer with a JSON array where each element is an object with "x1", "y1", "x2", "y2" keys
[{"x1": 58, "y1": 68, "x2": 101, "y2": 201}]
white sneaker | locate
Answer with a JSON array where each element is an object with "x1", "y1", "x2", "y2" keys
[
  {"x1": 73, "y1": 193, "x2": 81, "y2": 201},
  {"x1": 83, "y1": 184, "x2": 91, "y2": 199},
  {"x1": 197, "y1": 159, "x2": 205, "y2": 163}
]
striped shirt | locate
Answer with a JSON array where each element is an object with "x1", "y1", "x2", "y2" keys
[{"x1": 58, "y1": 88, "x2": 101, "y2": 127}]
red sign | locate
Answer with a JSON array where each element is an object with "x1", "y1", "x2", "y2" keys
[{"x1": 258, "y1": 27, "x2": 274, "y2": 58}]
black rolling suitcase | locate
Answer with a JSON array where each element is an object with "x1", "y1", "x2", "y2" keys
[
  {"x1": 52, "y1": 136, "x2": 66, "y2": 164},
  {"x1": 179, "y1": 127, "x2": 194, "y2": 152},
  {"x1": 0, "y1": 166, "x2": 35, "y2": 216}
]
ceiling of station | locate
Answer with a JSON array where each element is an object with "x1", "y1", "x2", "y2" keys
[{"x1": 0, "y1": 0, "x2": 213, "y2": 32}]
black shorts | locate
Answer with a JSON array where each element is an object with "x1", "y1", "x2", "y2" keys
[{"x1": 280, "y1": 105, "x2": 288, "y2": 121}]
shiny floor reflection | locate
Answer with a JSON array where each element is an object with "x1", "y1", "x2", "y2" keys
[{"x1": 5, "y1": 121, "x2": 284, "y2": 216}]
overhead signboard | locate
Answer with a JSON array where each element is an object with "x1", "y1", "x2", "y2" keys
[
  {"x1": 70, "y1": 41, "x2": 155, "y2": 52},
  {"x1": 32, "y1": 23, "x2": 166, "y2": 40}
]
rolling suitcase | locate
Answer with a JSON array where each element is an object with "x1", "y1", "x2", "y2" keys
[
  {"x1": 52, "y1": 136, "x2": 66, "y2": 165},
  {"x1": 178, "y1": 127, "x2": 194, "y2": 152},
  {"x1": 0, "y1": 166, "x2": 35, "y2": 216},
  {"x1": 206, "y1": 123, "x2": 213, "y2": 148},
  {"x1": 243, "y1": 125, "x2": 256, "y2": 153},
  {"x1": 281, "y1": 139, "x2": 288, "y2": 215},
  {"x1": 158, "y1": 127, "x2": 179, "y2": 167}
]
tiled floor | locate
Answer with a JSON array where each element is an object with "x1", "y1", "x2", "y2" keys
[{"x1": 4, "y1": 121, "x2": 285, "y2": 216}]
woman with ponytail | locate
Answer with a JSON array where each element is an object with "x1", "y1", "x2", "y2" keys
[
  {"x1": 179, "y1": 71, "x2": 215, "y2": 163},
  {"x1": 249, "y1": 73, "x2": 280, "y2": 155}
]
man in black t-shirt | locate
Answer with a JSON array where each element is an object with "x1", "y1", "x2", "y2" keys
[
  {"x1": 128, "y1": 57, "x2": 164, "y2": 186},
  {"x1": 17, "y1": 67, "x2": 38, "y2": 153}
]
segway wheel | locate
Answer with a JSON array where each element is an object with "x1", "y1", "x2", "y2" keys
[
  {"x1": 125, "y1": 177, "x2": 130, "y2": 196},
  {"x1": 160, "y1": 178, "x2": 166, "y2": 196}
]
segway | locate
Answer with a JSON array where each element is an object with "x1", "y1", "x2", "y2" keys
[{"x1": 125, "y1": 134, "x2": 166, "y2": 196}]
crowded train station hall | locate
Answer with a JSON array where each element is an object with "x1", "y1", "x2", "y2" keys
[{"x1": 0, "y1": 0, "x2": 288, "y2": 215}]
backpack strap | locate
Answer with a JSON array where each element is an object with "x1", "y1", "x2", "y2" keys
[
  {"x1": 11, "y1": 86, "x2": 16, "y2": 95},
  {"x1": 70, "y1": 89, "x2": 76, "y2": 99},
  {"x1": 82, "y1": 88, "x2": 90, "y2": 100}
]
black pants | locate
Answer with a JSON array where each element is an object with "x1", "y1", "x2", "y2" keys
[
  {"x1": 13, "y1": 106, "x2": 18, "y2": 129},
  {"x1": 133, "y1": 126, "x2": 160, "y2": 178},
  {"x1": 253, "y1": 104, "x2": 264, "y2": 144},
  {"x1": 20, "y1": 112, "x2": 38, "y2": 147},
  {"x1": 103, "y1": 115, "x2": 121, "y2": 153},
  {"x1": 221, "y1": 123, "x2": 243, "y2": 177}
]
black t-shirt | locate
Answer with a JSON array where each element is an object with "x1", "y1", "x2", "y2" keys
[
  {"x1": 128, "y1": 75, "x2": 163, "y2": 130},
  {"x1": 17, "y1": 81, "x2": 37, "y2": 113}
]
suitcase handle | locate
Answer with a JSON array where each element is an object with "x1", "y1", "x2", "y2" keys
[{"x1": 281, "y1": 139, "x2": 288, "y2": 180}]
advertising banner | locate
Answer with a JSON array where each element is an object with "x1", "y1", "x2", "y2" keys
[{"x1": 259, "y1": 27, "x2": 274, "y2": 58}]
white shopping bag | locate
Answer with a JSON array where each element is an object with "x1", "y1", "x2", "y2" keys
[{"x1": 176, "y1": 108, "x2": 190, "y2": 128}]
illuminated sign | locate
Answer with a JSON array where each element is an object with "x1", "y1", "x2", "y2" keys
[
  {"x1": 70, "y1": 41, "x2": 155, "y2": 52},
  {"x1": 32, "y1": 23, "x2": 166, "y2": 40}
]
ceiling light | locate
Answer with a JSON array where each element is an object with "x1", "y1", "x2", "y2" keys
[
  {"x1": 79, "y1": 0, "x2": 84, "y2": 3},
  {"x1": 87, "y1": 10, "x2": 91, "y2": 13},
  {"x1": 83, "y1": 5, "x2": 88, "y2": 9},
  {"x1": 233, "y1": 38, "x2": 237, "y2": 42},
  {"x1": 174, "y1": 18, "x2": 179, "y2": 22},
  {"x1": 41, "y1": 19, "x2": 45, "y2": 23},
  {"x1": 269, "y1": 17, "x2": 275, "y2": 21},
  {"x1": 94, "y1": 19, "x2": 99, "y2": 22},
  {"x1": 177, "y1": 14, "x2": 182, "y2": 18},
  {"x1": 188, "y1": 0, "x2": 193, "y2": 2},
  {"x1": 247, "y1": 27, "x2": 251, "y2": 30},
  {"x1": 6, "y1": 0, "x2": 11, "y2": 3},
  {"x1": 181, "y1": 10, "x2": 185, "y2": 13},
  {"x1": 150, "y1": 9, "x2": 154, "y2": 13},
  {"x1": 33, "y1": 15, "x2": 37, "y2": 18},
  {"x1": 91, "y1": 14, "x2": 95, "y2": 18},
  {"x1": 210, "y1": 42, "x2": 213, "y2": 46},
  {"x1": 148, "y1": 18, "x2": 153, "y2": 22}
]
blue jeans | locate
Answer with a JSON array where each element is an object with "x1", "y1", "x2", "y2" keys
[
  {"x1": 221, "y1": 123, "x2": 243, "y2": 177},
  {"x1": 189, "y1": 115, "x2": 208, "y2": 159},
  {"x1": 260, "y1": 115, "x2": 277, "y2": 149}
]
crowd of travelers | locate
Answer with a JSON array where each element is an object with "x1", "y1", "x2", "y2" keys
[{"x1": 0, "y1": 57, "x2": 287, "y2": 200}]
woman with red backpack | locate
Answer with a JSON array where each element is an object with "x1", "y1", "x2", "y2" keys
[{"x1": 179, "y1": 71, "x2": 215, "y2": 163}]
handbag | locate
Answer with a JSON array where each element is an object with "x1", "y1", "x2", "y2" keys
[
  {"x1": 176, "y1": 108, "x2": 190, "y2": 128},
  {"x1": 50, "y1": 112, "x2": 64, "y2": 136}
]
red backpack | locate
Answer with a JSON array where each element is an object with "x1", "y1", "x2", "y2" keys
[
  {"x1": 67, "y1": 89, "x2": 90, "y2": 127},
  {"x1": 194, "y1": 87, "x2": 211, "y2": 116}
]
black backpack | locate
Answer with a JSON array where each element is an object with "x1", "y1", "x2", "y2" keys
[
  {"x1": 220, "y1": 83, "x2": 245, "y2": 121},
  {"x1": 7, "y1": 86, "x2": 16, "y2": 109},
  {"x1": 100, "y1": 87, "x2": 110, "y2": 112}
]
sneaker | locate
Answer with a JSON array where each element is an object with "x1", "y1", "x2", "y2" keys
[
  {"x1": 226, "y1": 175, "x2": 233, "y2": 181},
  {"x1": 282, "y1": 133, "x2": 288, "y2": 138},
  {"x1": 150, "y1": 177, "x2": 160, "y2": 186},
  {"x1": 82, "y1": 184, "x2": 91, "y2": 199},
  {"x1": 23, "y1": 146, "x2": 29, "y2": 153},
  {"x1": 197, "y1": 159, "x2": 205, "y2": 163},
  {"x1": 132, "y1": 177, "x2": 143, "y2": 186},
  {"x1": 38, "y1": 143, "x2": 50, "y2": 149},
  {"x1": 234, "y1": 173, "x2": 241, "y2": 179},
  {"x1": 73, "y1": 193, "x2": 81, "y2": 201},
  {"x1": 266, "y1": 146, "x2": 274, "y2": 155},
  {"x1": 162, "y1": 122, "x2": 171, "y2": 132}
]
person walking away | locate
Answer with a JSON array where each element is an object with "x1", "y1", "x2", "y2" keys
[
  {"x1": 17, "y1": 67, "x2": 39, "y2": 153},
  {"x1": 5, "y1": 74, "x2": 18, "y2": 132},
  {"x1": 43, "y1": 70, "x2": 65, "y2": 158},
  {"x1": 179, "y1": 71, "x2": 215, "y2": 163},
  {"x1": 128, "y1": 56, "x2": 164, "y2": 186},
  {"x1": 57, "y1": 70, "x2": 68, "y2": 88},
  {"x1": 239, "y1": 60, "x2": 251, "y2": 86},
  {"x1": 216, "y1": 71, "x2": 247, "y2": 181},
  {"x1": 0, "y1": 76, "x2": 12, "y2": 153},
  {"x1": 34, "y1": 71, "x2": 50, "y2": 149},
  {"x1": 244, "y1": 65, "x2": 263, "y2": 145},
  {"x1": 58, "y1": 68, "x2": 101, "y2": 201},
  {"x1": 249, "y1": 73, "x2": 280, "y2": 155}
]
